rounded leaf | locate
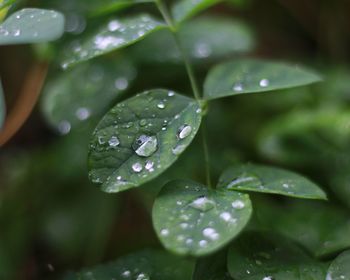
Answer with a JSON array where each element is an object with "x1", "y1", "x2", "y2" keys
[
  {"x1": 41, "y1": 57, "x2": 136, "y2": 133},
  {"x1": 326, "y1": 250, "x2": 350, "y2": 280},
  {"x1": 227, "y1": 231, "x2": 327, "y2": 280},
  {"x1": 152, "y1": 179, "x2": 252, "y2": 256},
  {"x1": 61, "y1": 14, "x2": 166, "y2": 68},
  {"x1": 88, "y1": 89, "x2": 202, "y2": 193},
  {"x1": 130, "y1": 16, "x2": 254, "y2": 64},
  {"x1": 0, "y1": 8, "x2": 65, "y2": 45},
  {"x1": 64, "y1": 249, "x2": 194, "y2": 280},
  {"x1": 217, "y1": 163, "x2": 327, "y2": 200},
  {"x1": 204, "y1": 59, "x2": 322, "y2": 100}
]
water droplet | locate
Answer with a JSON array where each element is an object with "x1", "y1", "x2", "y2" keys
[
  {"x1": 115, "y1": 77, "x2": 129, "y2": 90},
  {"x1": 121, "y1": 270, "x2": 131, "y2": 278},
  {"x1": 75, "y1": 107, "x2": 90, "y2": 120},
  {"x1": 139, "y1": 119, "x2": 147, "y2": 127},
  {"x1": 199, "y1": 240, "x2": 208, "y2": 247},
  {"x1": 232, "y1": 200, "x2": 245, "y2": 209},
  {"x1": 108, "y1": 136, "x2": 120, "y2": 147},
  {"x1": 260, "y1": 79, "x2": 269, "y2": 87},
  {"x1": 282, "y1": 183, "x2": 289, "y2": 189},
  {"x1": 220, "y1": 212, "x2": 232, "y2": 222},
  {"x1": 58, "y1": 120, "x2": 71, "y2": 135},
  {"x1": 262, "y1": 277, "x2": 273, "y2": 280},
  {"x1": 13, "y1": 29, "x2": 21, "y2": 36},
  {"x1": 132, "y1": 162, "x2": 143, "y2": 173},
  {"x1": 168, "y1": 91, "x2": 175, "y2": 97},
  {"x1": 194, "y1": 42, "x2": 212, "y2": 58},
  {"x1": 233, "y1": 83, "x2": 243, "y2": 92},
  {"x1": 157, "y1": 102, "x2": 165, "y2": 109},
  {"x1": 172, "y1": 144, "x2": 186, "y2": 155},
  {"x1": 203, "y1": 227, "x2": 220, "y2": 240},
  {"x1": 227, "y1": 174, "x2": 262, "y2": 189},
  {"x1": 190, "y1": 196, "x2": 215, "y2": 211},
  {"x1": 160, "y1": 229, "x2": 169, "y2": 236},
  {"x1": 132, "y1": 135, "x2": 158, "y2": 157},
  {"x1": 108, "y1": 20, "x2": 121, "y2": 31},
  {"x1": 177, "y1": 124, "x2": 192, "y2": 139},
  {"x1": 145, "y1": 160, "x2": 154, "y2": 171}
]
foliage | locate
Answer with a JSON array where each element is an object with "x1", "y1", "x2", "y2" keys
[{"x1": 1, "y1": 0, "x2": 350, "y2": 279}]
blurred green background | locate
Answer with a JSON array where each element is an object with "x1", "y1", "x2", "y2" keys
[{"x1": 1, "y1": 0, "x2": 350, "y2": 279}]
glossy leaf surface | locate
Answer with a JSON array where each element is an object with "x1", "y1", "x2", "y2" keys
[
  {"x1": 218, "y1": 163, "x2": 327, "y2": 199},
  {"x1": 61, "y1": 15, "x2": 166, "y2": 68},
  {"x1": 88, "y1": 89, "x2": 201, "y2": 193},
  {"x1": 0, "y1": 8, "x2": 64, "y2": 45},
  {"x1": 204, "y1": 59, "x2": 322, "y2": 100},
  {"x1": 228, "y1": 231, "x2": 327, "y2": 280},
  {"x1": 326, "y1": 250, "x2": 350, "y2": 280},
  {"x1": 64, "y1": 249, "x2": 193, "y2": 280},
  {"x1": 152, "y1": 179, "x2": 252, "y2": 256}
]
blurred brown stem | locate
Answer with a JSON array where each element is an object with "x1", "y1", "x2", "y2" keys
[{"x1": 0, "y1": 63, "x2": 48, "y2": 146}]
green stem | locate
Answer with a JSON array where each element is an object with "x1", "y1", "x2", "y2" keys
[
  {"x1": 201, "y1": 121, "x2": 212, "y2": 188},
  {"x1": 155, "y1": 0, "x2": 211, "y2": 187},
  {"x1": 155, "y1": 0, "x2": 201, "y2": 102}
]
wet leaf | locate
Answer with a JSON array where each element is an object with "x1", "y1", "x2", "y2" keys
[
  {"x1": 0, "y1": 8, "x2": 65, "y2": 45},
  {"x1": 41, "y1": 57, "x2": 136, "y2": 133},
  {"x1": 172, "y1": 0, "x2": 221, "y2": 24},
  {"x1": 227, "y1": 231, "x2": 328, "y2": 280},
  {"x1": 64, "y1": 249, "x2": 194, "y2": 280},
  {"x1": 61, "y1": 14, "x2": 166, "y2": 68},
  {"x1": 217, "y1": 163, "x2": 327, "y2": 200},
  {"x1": 130, "y1": 16, "x2": 254, "y2": 64},
  {"x1": 193, "y1": 249, "x2": 233, "y2": 280},
  {"x1": 326, "y1": 250, "x2": 350, "y2": 280},
  {"x1": 256, "y1": 200, "x2": 350, "y2": 258},
  {"x1": 88, "y1": 89, "x2": 202, "y2": 193},
  {"x1": 0, "y1": 79, "x2": 5, "y2": 129},
  {"x1": 204, "y1": 59, "x2": 322, "y2": 100},
  {"x1": 152, "y1": 179, "x2": 252, "y2": 256}
]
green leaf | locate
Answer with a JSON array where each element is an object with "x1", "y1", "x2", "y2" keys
[
  {"x1": 64, "y1": 249, "x2": 194, "y2": 280},
  {"x1": 0, "y1": 8, "x2": 65, "y2": 45},
  {"x1": 227, "y1": 231, "x2": 328, "y2": 280},
  {"x1": 41, "y1": 57, "x2": 136, "y2": 133},
  {"x1": 217, "y1": 163, "x2": 327, "y2": 200},
  {"x1": 88, "y1": 89, "x2": 202, "y2": 193},
  {"x1": 61, "y1": 15, "x2": 166, "y2": 68},
  {"x1": 0, "y1": 79, "x2": 5, "y2": 129},
  {"x1": 0, "y1": 0, "x2": 16, "y2": 10},
  {"x1": 193, "y1": 249, "x2": 233, "y2": 280},
  {"x1": 130, "y1": 16, "x2": 254, "y2": 64},
  {"x1": 172, "y1": 0, "x2": 222, "y2": 24},
  {"x1": 204, "y1": 59, "x2": 322, "y2": 100},
  {"x1": 256, "y1": 200, "x2": 350, "y2": 258},
  {"x1": 326, "y1": 250, "x2": 350, "y2": 280},
  {"x1": 152, "y1": 179, "x2": 252, "y2": 256}
]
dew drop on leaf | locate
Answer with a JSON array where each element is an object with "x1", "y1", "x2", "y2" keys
[
  {"x1": 190, "y1": 196, "x2": 215, "y2": 211},
  {"x1": 259, "y1": 78, "x2": 270, "y2": 87},
  {"x1": 177, "y1": 124, "x2": 192, "y2": 139},
  {"x1": 132, "y1": 162, "x2": 143, "y2": 173},
  {"x1": 108, "y1": 136, "x2": 120, "y2": 147},
  {"x1": 132, "y1": 135, "x2": 158, "y2": 157},
  {"x1": 231, "y1": 200, "x2": 245, "y2": 209}
]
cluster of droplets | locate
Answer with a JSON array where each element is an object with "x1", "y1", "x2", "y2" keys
[
  {"x1": 62, "y1": 16, "x2": 160, "y2": 68},
  {"x1": 0, "y1": 9, "x2": 60, "y2": 40},
  {"x1": 232, "y1": 78, "x2": 270, "y2": 92}
]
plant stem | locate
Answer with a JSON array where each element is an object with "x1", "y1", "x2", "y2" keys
[
  {"x1": 155, "y1": 0, "x2": 212, "y2": 187},
  {"x1": 155, "y1": 0, "x2": 201, "y2": 102},
  {"x1": 201, "y1": 121, "x2": 212, "y2": 188}
]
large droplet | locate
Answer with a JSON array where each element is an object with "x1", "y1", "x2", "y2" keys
[
  {"x1": 177, "y1": 124, "x2": 192, "y2": 139},
  {"x1": 132, "y1": 135, "x2": 158, "y2": 157},
  {"x1": 190, "y1": 196, "x2": 215, "y2": 211},
  {"x1": 227, "y1": 173, "x2": 262, "y2": 190}
]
